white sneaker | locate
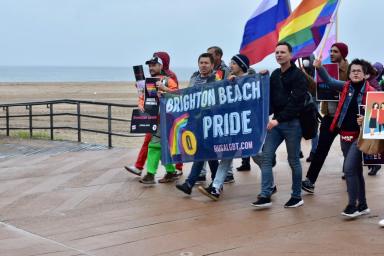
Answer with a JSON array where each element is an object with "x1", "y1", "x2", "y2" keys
[
  {"x1": 379, "y1": 219, "x2": 384, "y2": 227},
  {"x1": 124, "y1": 165, "x2": 142, "y2": 176}
]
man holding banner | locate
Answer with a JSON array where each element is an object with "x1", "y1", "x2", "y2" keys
[
  {"x1": 197, "y1": 54, "x2": 252, "y2": 200},
  {"x1": 252, "y1": 42, "x2": 308, "y2": 209}
]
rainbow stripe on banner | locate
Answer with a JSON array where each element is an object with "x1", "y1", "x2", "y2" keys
[
  {"x1": 279, "y1": 0, "x2": 339, "y2": 59},
  {"x1": 240, "y1": 0, "x2": 290, "y2": 65},
  {"x1": 169, "y1": 113, "x2": 189, "y2": 156}
]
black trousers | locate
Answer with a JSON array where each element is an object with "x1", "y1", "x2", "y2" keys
[{"x1": 306, "y1": 115, "x2": 339, "y2": 184}]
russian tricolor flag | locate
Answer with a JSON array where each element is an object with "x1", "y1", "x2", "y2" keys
[{"x1": 240, "y1": 0, "x2": 290, "y2": 65}]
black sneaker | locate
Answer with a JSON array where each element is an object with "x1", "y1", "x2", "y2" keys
[
  {"x1": 197, "y1": 185, "x2": 221, "y2": 201},
  {"x1": 195, "y1": 175, "x2": 206, "y2": 184},
  {"x1": 357, "y1": 203, "x2": 370, "y2": 215},
  {"x1": 139, "y1": 173, "x2": 155, "y2": 184},
  {"x1": 306, "y1": 152, "x2": 315, "y2": 163},
  {"x1": 341, "y1": 204, "x2": 360, "y2": 218},
  {"x1": 175, "y1": 182, "x2": 192, "y2": 195},
  {"x1": 301, "y1": 179, "x2": 315, "y2": 194},
  {"x1": 257, "y1": 185, "x2": 277, "y2": 199},
  {"x1": 224, "y1": 175, "x2": 235, "y2": 184},
  {"x1": 251, "y1": 197, "x2": 272, "y2": 208},
  {"x1": 368, "y1": 165, "x2": 381, "y2": 176},
  {"x1": 237, "y1": 164, "x2": 251, "y2": 171},
  {"x1": 284, "y1": 197, "x2": 304, "y2": 208}
]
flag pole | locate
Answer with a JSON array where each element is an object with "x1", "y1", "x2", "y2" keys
[{"x1": 318, "y1": 0, "x2": 342, "y2": 60}]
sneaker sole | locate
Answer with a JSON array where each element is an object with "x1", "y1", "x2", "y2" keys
[
  {"x1": 124, "y1": 166, "x2": 142, "y2": 176},
  {"x1": 301, "y1": 185, "x2": 314, "y2": 194},
  {"x1": 158, "y1": 178, "x2": 179, "y2": 184},
  {"x1": 139, "y1": 180, "x2": 156, "y2": 185},
  {"x1": 250, "y1": 202, "x2": 272, "y2": 208},
  {"x1": 341, "y1": 211, "x2": 360, "y2": 218},
  {"x1": 359, "y1": 209, "x2": 371, "y2": 215},
  {"x1": 197, "y1": 186, "x2": 219, "y2": 201},
  {"x1": 223, "y1": 179, "x2": 235, "y2": 184},
  {"x1": 284, "y1": 200, "x2": 304, "y2": 208}
]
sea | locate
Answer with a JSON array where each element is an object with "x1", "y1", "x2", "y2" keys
[{"x1": 0, "y1": 66, "x2": 197, "y2": 83}]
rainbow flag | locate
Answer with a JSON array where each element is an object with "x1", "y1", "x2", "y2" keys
[
  {"x1": 278, "y1": 0, "x2": 339, "y2": 59},
  {"x1": 240, "y1": 0, "x2": 290, "y2": 65}
]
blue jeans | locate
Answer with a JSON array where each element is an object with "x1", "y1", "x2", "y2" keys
[
  {"x1": 186, "y1": 160, "x2": 219, "y2": 188},
  {"x1": 212, "y1": 159, "x2": 233, "y2": 190},
  {"x1": 341, "y1": 140, "x2": 366, "y2": 206},
  {"x1": 259, "y1": 119, "x2": 303, "y2": 199}
]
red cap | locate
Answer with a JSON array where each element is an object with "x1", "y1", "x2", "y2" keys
[{"x1": 332, "y1": 42, "x2": 349, "y2": 59}]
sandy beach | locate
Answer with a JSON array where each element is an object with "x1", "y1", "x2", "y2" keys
[{"x1": 0, "y1": 82, "x2": 188, "y2": 148}]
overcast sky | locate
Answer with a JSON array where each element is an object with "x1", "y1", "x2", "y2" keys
[{"x1": 0, "y1": 0, "x2": 382, "y2": 69}]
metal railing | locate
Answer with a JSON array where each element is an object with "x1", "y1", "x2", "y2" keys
[{"x1": 0, "y1": 99, "x2": 142, "y2": 147}]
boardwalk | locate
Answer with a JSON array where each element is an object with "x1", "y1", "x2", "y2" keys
[{"x1": 0, "y1": 136, "x2": 383, "y2": 256}]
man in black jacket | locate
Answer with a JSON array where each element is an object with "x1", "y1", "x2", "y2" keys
[{"x1": 252, "y1": 42, "x2": 308, "y2": 209}]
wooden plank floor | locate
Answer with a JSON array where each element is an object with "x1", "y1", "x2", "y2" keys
[{"x1": 0, "y1": 138, "x2": 383, "y2": 256}]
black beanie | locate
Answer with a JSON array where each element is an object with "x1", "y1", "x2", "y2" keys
[{"x1": 232, "y1": 54, "x2": 250, "y2": 73}]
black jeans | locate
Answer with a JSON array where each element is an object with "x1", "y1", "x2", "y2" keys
[
  {"x1": 186, "y1": 160, "x2": 219, "y2": 188},
  {"x1": 341, "y1": 141, "x2": 366, "y2": 206},
  {"x1": 306, "y1": 115, "x2": 339, "y2": 184}
]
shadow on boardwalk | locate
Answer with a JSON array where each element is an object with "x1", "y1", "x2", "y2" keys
[{"x1": 0, "y1": 137, "x2": 383, "y2": 256}]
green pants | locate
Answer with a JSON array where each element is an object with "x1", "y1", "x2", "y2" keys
[{"x1": 147, "y1": 142, "x2": 175, "y2": 175}]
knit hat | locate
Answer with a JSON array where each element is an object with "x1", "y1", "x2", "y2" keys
[
  {"x1": 331, "y1": 42, "x2": 349, "y2": 59},
  {"x1": 373, "y1": 62, "x2": 384, "y2": 80},
  {"x1": 231, "y1": 54, "x2": 250, "y2": 73}
]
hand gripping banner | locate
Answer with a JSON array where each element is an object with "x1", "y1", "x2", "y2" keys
[{"x1": 160, "y1": 74, "x2": 270, "y2": 164}]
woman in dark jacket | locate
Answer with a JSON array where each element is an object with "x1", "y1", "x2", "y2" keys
[{"x1": 330, "y1": 59, "x2": 376, "y2": 218}]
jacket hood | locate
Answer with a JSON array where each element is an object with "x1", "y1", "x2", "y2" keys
[{"x1": 153, "y1": 52, "x2": 170, "y2": 71}]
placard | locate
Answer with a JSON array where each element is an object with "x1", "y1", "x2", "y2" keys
[
  {"x1": 362, "y1": 92, "x2": 384, "y2": 139},
  {"x1": 316, "y1": 63, "x2": 340, "y2": 101}
]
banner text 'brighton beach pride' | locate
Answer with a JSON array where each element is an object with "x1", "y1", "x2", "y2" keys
[{"x1": 160, "y1": 74, "x2": 270, "y2": 164}]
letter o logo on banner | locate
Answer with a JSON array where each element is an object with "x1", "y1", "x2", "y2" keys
[{"x1": 181, "y1": 130, "x2": 197, "y2": 155}]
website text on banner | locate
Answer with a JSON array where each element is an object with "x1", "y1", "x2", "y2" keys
[{"x1": 160, "y1": 74, "x2": 270, "y2": 165}]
